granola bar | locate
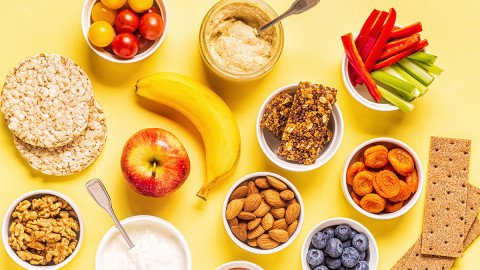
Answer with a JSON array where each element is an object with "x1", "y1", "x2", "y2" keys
[
  {"x1": 277, "y1": 81, "x2": 337, "y2": 164},
  {"x1": 260, "y1": 92, "x2": 293, "y2": 140}
]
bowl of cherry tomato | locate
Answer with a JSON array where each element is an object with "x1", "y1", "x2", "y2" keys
[{"x1": 81, "y1": 0, "x2": 168, "y2": 63}]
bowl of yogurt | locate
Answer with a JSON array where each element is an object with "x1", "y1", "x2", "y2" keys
[{"x1": 95, "y1": 215, "x2": 191, "y2": 270}]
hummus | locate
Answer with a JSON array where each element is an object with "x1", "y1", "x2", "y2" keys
[{"x1": 205, "y1": 2, "x2": 278, "y2": 73}]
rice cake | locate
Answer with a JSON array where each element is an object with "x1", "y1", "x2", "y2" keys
[
  {"x1": 1, "y1": 53, "x2": 94, "y2": 148},
  {"x1": 14, "y1": 100, "x2": 106, "y2": 176}
]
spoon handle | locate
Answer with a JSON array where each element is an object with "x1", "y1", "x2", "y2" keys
[
  {"x1": 86, "y1": 179, "x2": 135, "y2": 249},
  {"x1": 257, "y1": 11, "x2": 291, "y2": 35}
]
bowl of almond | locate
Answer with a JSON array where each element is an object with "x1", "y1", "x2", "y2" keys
[{"x1": 223, "y1": 172, "x2": 304, "y2": 254}]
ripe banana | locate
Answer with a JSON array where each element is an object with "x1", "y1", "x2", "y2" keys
[{"x1": 135, "y1": 72, "x2": 241, "y2": 200}]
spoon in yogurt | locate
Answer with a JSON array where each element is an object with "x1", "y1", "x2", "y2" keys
[
  {"x1": 86, "y1": 178, "x2": 135, "y2": 249},
  {"x1": 256, "y1": 0, "x2": 320, "y2": 35}
]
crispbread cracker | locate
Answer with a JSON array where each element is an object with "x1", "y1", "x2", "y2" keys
[
  {"x1": 464, "y1": 217, "x2": 480, "y2": 248},
  {"x1": 1, "y1": 53, "x2": 94, "y2": 148},
  {"x1": 421, "y1": 137, "x2": 471, "y2": 257},
  {"x1": 14, "y1": 100, "x2": 106, "y2": 176}
]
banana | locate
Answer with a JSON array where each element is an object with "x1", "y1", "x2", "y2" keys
[{"x1": 135, "y1": 72, "x2": 241, "y2": 200}]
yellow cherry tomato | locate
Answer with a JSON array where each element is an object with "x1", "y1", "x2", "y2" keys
[
  {"x1": 91, "y1": 2, "x2": 118, "y2": 25},
  {"x1": 128, "y1": 0, "x2": 153, "y2": 13},
  {"x1": 88, "y1": 21, "x2": 115, "y2": 47},
  {"x1": 101, "y1": 0, "x2": 127, "y2": 10}
]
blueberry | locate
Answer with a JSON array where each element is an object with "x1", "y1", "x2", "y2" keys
[
  {"x1": 343, "y1": 240, "x2": 352, "y2": 248},
  {"x1": 352, "y1": 233, "x2": 369, "y2": 252},
  {"x1": 335, "y1": 225, "x2": 351, "y2": 241},
  {"x1": 313, "y1": 266, "x2": 328, "y2": 270},
  {"x1": 349, "y1": 229, "x2": 358, "y2": 240},
  {"x1": 359, "y1": 250, "x2": 366, "y2": 261},
  {"x1": 341, "y1": 247, "x2": 360, "y2": 268},
  {"x1": 307, "y1": 249, "x2": 325, "y2": 267},
  {"x1": 325, "y1": 238, "x2": 343, "y2": 258},
  {"x1": 312, "y1": 231, "x2": 328, "y2": 249},
  {"x1": 354, "y1": 261, "x2": 369, "y2": 270},
  {"x1": 325, "y1": 257, "x2": 342, "y2": 269},
  {"x1": 322, "y1": 227, "x2": 335, "y2": 241}
]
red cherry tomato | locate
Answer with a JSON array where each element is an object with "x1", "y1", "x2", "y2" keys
[
  {"x1": 112, "y1": 33, "x2": 139, "y2": 58},
  {"x1": 133, "y1": 31, "x2": 151, "y2": 52},
  {"x1": 115, "y1": 9, "x2": 139, "y2": 33},
  {"x1": 139, "y1": 13, "x2": 164, "y2": 40},
  {"x1": 143, "y1": 7, "x2": 159, "y2": 15}
]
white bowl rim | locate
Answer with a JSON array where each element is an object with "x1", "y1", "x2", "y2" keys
[
  {"x1": 81, "y1": 0, "x2": 169, "y2": 63},
  {"x1": 223, "y1": 172, "x2": 304, "y2": 254},
  {"x1": 1, "y1": 189, "x2": 84, "y2": 270},
  {"x1": 95, "y1": 215, "x2": 192, "y2": 270},
  {"x1": 341, "y1": 137, "x2": 425, "y2": 220},
  {"x1": 215, "y1": 261, "x2": 264, "y2": 270},
  {"x1": 300, "y1": 217, "x2": 379, "y2": 270},
  {"x1": 256, "y1": 83, "x2": 344, "y2": 172}
]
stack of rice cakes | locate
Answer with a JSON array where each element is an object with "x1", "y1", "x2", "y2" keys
[{"x1": 1, "y1": 53, "x2": 107, "y2": 176}]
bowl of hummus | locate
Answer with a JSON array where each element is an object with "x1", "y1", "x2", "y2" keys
[{"x1": 199, "y1": 0, "x2": 284, "y2": 81}]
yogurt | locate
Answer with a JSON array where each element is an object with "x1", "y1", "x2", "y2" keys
[{"x1": 97, "y1": 218, "x2": 188, "y2": 270}]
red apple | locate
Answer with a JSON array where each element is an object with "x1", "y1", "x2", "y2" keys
[{"x1": 120, "y1": 128, "x2": 190, "y2": 197}]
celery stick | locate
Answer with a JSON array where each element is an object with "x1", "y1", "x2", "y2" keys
[
  {"x1": 397, "y1": 59, "x2": 434, "y2": 86},
  {"x1": 382, "y1": 66, "x2": 422, "y2": 97},
  {"x1": 389, "y1": 64, "x2": 429, "y2": 96},
  {"x1": 407, "y1": 52, "x2": 437, "y2": 65},
  {"x1": 410, "y1": 59, "x2": 444, "y2": 76},
  {"x1": 377, "y1": 85, "x2": 414, "y2": 113},
  {"x1": 371, "y1": 70, "x2": 418, "y2": 101}
]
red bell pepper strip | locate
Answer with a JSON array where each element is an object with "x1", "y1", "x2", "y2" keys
[
  {"x1": 378, "y1": 35, "x2": 419, "y2": 61},
  {"x1": 384, "y1": 33, "x2": 420, "y2": 49},
  {"x1": 364, "y1": 8, "x2": 397, "y2": 71},
  {"x1": 372, "y1": 39, "x2": 428, "y2": 70},
  {"x1": 416, "y1": 39, "x2": 429, "y2": 50},
  {"x1": 388, "y1": 22, "x2": 423, "y2": 41},
  {"x1": 341, "y1": 33, "x2": 382, "y2": 103}
]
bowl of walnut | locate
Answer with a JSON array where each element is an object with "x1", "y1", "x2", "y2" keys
[
  {"x1": 2, "y1": 190, "x2": 83, "y2": 269},
  {"x1": 223, "y1": 172, "x2": 304, "y2": 254}
]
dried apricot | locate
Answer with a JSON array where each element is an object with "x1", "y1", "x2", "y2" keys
[
  {"x1": 405, "y1": 169, "x2": 418, "y2": 193},
  {"x1": 389, "y1": 180, "x2": 412, "y2": 202},
  {"x1": 364, "y1": 145, "x2": 389, "y2": 169},
  {"x1": 381, "y1": 163, "x2": 396, "y2": 174},
  {"x1": 352, "y1": 171, "x2": 375, "y2": 196},
  {"x1": 373, "y1": 170, "x2": 400, "y2": 198},
  {"x1": 350, "y1": 191, "x2": 362, "y2": 206},
  {"x1": 385, "y1": 200, "x2": 404, "y2": 213},
  {"x1": 388, "y1": 148, "x2": 414, "y2": 176},
  {"x1": 346, "y1": 162, "x2": 367, "y2": 186},
  {"x1": 360, "y1": 193, "x2": 386, "y2": 213}
]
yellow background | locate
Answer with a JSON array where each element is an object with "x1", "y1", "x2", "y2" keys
[{"x1": 1, "y1": 0, "x2": 479, "y2": 269}]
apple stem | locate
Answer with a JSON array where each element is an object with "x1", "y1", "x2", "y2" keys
[{"x1": 152, "y1": 161, "x2": 157, "y2": 177}]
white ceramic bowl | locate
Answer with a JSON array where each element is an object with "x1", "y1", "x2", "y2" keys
[
  {"x1": 81, "y1": 0, "x2": 169, "y2": 63},
  {"x1": 215, "y1": 261, "x2": 264, "y2": 270},
  {"x1": 223, "y1": 172, "x2": 304, "y2": 254},
  {"x1": 256, "y1": 83, "x2": 344, "y2": 171},
  {"x1": 301, "y1": 217, "x2": 379, "y2": 270},
  {"x1": 2, "y1": 190, "x2": 84, "y2": 269},
  {"x1": 342, "y1": 137, "x2": 424, "y2": 219},
  {"x1": 95, "y1": 215, "x2": 192, "y2": 270}
]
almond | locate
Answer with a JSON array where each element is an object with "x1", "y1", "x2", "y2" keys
[
  {"x1": 261, "y1": 213, "x2": 274, "y2": 230},
  {"x1": 239, "y1": 221, "x2": 248, "y2": 231},
  {"x1": 255, "y1": 177, "x2": 271, "y2": 189},
  {"x1": 287, "y1": 220, "x2": 298, "y2": 237},
  {"x1": 272, "y1": 219, "x2": 288, "y2": 230},
  {"x1": 231, "y1": 225, "x2": 247, "y2": 242},
  {"x1": 228, "y1": 217, "x2": 238, "y2": 227},
  {"x1": 247, "y1": 224, "x2": 265, "y2": 239},
  {"x1": 270, "y1": 207, "x2": 285, "y2": 219},
  {"x1": 264, "y1": 190, "x2": 286, "y2": 208},
  {"x1": 246, "y1": 181, "x2": 259, "y2": 196},
  {"x1": 247, "y1": 218, "x2": 261, "y2": 231},
  {"x1": 280, "y1": 190, "x2": 295, "y2": 201},
  {"x1": 266, "y1": 175, "x2": 288, "y2": 190},
  {"x1": 244, "y1": 194, "x2": 262, "y2": 212},
  {"x1": 237, "y1": 211, "x2": 256, "y2": 220},
  {"x1": 247, "y1": 238, "x2": 257, "y2": 247},
  {"x1": 257, "y1": 234, "x2": 279, "y2": 249},
  {"x1": 226, "y1": 199, "x2": 244, "y2": 220},
  {"x1": 285, "y1": 202, "x2": 301, "y2": 224},
  {"x1": 253, "y1": 200, "x2": 271, "y2": 217},
  {"x1": 230, "y1": 185, "x2": 248, "y2": 200},
  {"x1": 269, "y1": 229, "x2": 289, "y2": 243}
]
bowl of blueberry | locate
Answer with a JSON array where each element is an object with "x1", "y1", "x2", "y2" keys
[{"x1": 301, "y1": 218, "x2": 378, "y2": 270}]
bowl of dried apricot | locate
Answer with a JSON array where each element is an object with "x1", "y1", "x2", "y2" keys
[
  {"x1": 342, "y1": 137, "x2": 424, "y2": 219},
  {"x1": 1, "y1": 190, "x2": 83, "y2": 269},
  {"x1": 223, "y1": 172, "x2": 304, "y2": 254}
]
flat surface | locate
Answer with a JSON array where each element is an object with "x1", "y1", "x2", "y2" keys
[{"x1": 1, "y1": 0, "x2": 480, "y2": 269}]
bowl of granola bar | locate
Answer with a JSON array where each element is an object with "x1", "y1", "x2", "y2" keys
[
  {"x1": 256, "y1": 82, "x2": 344, "y2": 171},
  {"x1": 2, "y1": 190, "x2": 83, "y2": 269}
]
